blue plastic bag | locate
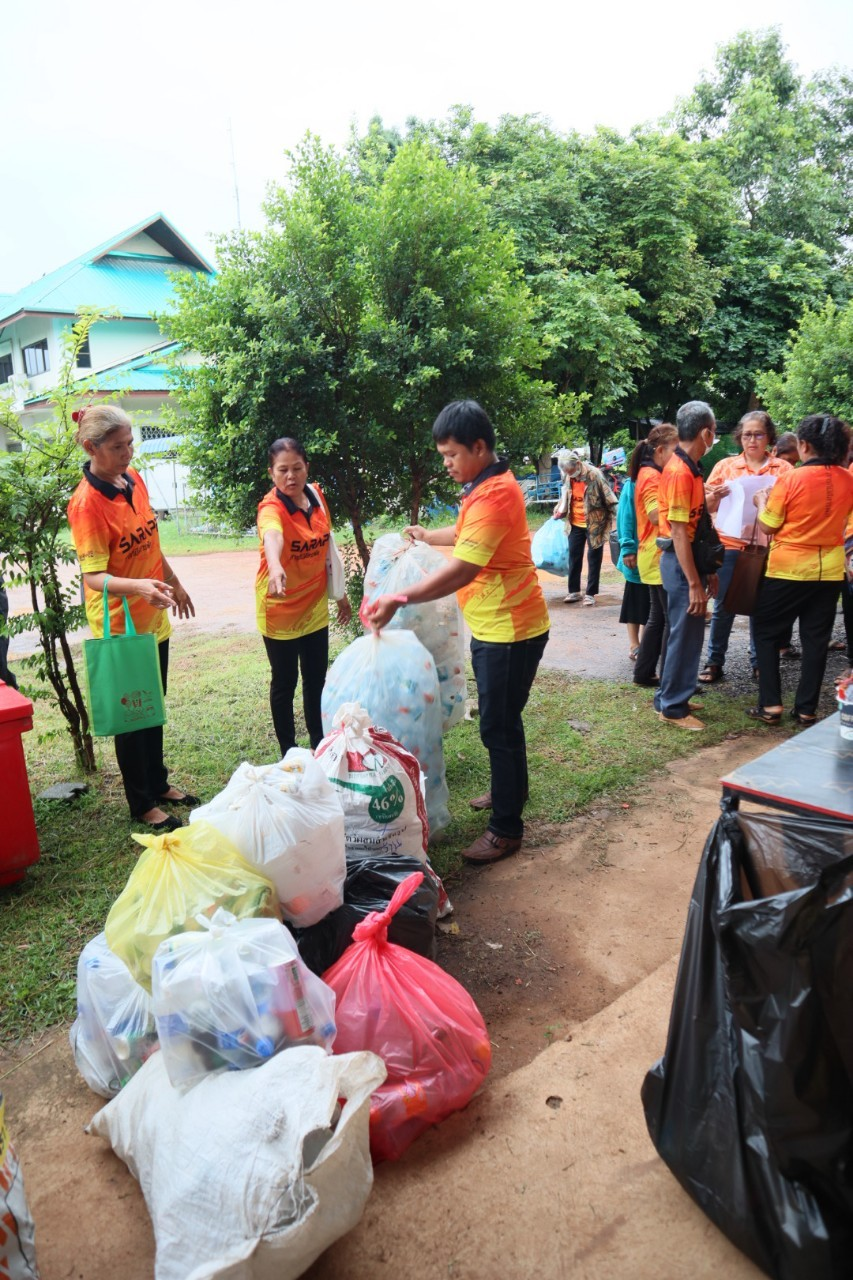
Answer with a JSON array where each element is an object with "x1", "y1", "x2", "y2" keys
[
  {"x1": 321, "y1": 631, "x2": 450, "y2": 837},
  {"x1": 531, "y1": 519, "x2": 569, "y2": 575}
]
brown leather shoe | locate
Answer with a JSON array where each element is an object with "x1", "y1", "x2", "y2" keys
[
  {"x1": 461, "y1": 831, "x2": 523, "y2": 863},
  {"x1": 469, "y1": 792, "x2": 492, "y2": 811}
]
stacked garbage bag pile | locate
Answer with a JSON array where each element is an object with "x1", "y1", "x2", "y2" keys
[{"x1": 74, "y1": 715, "x2": 490, "y2": 1280}]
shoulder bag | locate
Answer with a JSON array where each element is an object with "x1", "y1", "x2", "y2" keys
[
  {"x1": 310, "y1": 485, "x2": 347, "y2": 600},
  {"x1": 723, "y1": 527, "x2": 769, "y2": 616},
  {"x1": 82, "y1": 580, "x2": 166, "y2": 737}
]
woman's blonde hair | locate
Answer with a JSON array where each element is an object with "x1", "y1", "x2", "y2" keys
[{"x1": 73, "y1": 404, "x2": 132, "y2": 447}]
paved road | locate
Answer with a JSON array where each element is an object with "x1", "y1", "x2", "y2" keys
[{"x1": 6, "y1": 548, "x2": 849, "y2": 699}]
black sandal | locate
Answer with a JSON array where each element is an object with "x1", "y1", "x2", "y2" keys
[
  {"x1": 746, "y1": 707, "x2": 782, "y2": 725},
  {"x1": 698, "y1": 664, "x2": 725, "y2": 684},
  {"x1": 160, "y1": 791, "x2": 201, "y2": 807},
  {"x1": 790, "y1": 710, "x2": 818, "y2": 727}
]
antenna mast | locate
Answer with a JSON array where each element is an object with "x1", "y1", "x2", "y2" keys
[{"x1": 228, "y1": 118, "x2": 242, "y2": 230}]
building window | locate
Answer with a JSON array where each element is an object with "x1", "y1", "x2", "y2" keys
[
  {"x1": 23, "y1": 339, "x2": 50, "y2": 377},
  {"x1": 0, "y1": 353, "x2": 12, "y2": 383},
  {"x1": 140, "y1": 424, "x2": 178, "y2": 443},
  {"x1": 76, "y1": 335, "x2": 92, "y2": 369}
]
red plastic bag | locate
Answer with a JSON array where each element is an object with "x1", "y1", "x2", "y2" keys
[{"x1": 322, "y1": 871, "x2": 491, "y2": 1161}]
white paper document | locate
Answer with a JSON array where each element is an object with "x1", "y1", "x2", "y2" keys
[{"x1": 714, "y1": 473, "x2": 777, "y2": 542}]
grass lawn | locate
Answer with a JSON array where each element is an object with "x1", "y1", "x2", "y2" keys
[{"x1": 0, "y1": 629, "x2": 771, "y2": 1047}]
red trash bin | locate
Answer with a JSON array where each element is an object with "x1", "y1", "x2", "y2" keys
[{"x1": 0, "y1": 681, "x2": 40, "y2": 886}]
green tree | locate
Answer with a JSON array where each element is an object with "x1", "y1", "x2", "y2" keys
[
  {"x1": 675, "y1": 28, "x2": 853, "y2": 256},
  {"x1": 756, "y1": 296, "x2": 853, "y2": 425},
  {"x1": 0, "y1": 320, "x2": 98, "y2": 771},
  {"x1": 165, "y1": 137, "x2": 570, "y2": 562}
]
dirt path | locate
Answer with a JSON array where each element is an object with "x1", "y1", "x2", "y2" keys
[{"x1": 1, "y1": 738, "x2": 763, "y2": 1279}]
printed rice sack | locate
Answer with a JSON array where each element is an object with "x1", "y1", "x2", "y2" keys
[
  {"x1": 314, "y1": 702, "x2": 428, "y2": 860},
  {"x1": 321, "y1": 631, "x2": 450, "y2": 837}
]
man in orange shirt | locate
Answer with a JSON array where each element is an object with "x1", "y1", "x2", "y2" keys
[
  {"x1": 654, "y1": 401, "x2": 722, "y2": 729},
  {"x1": 365, "y1": 400, "x2": 550, "y2": 864}
]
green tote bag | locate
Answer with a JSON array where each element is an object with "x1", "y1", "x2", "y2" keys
[{"x1": 83, "y1": 582, "x2": 166, "y2": 737}]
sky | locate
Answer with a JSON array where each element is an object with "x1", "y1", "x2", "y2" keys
[{"x1": 2, "y1": 0, "x2": 852, "y2": 292}]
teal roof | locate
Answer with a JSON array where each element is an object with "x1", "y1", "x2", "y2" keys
[
  {"x1": 0, "y1": 215, "x2": 213, "y2": 327},
  {"x1": 25, "y1": 343, "x2": 181, "y2": 404}
]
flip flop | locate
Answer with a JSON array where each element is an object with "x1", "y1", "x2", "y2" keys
[{"x1": 698, "y1": 665, "x2": 725, "y2": 684}]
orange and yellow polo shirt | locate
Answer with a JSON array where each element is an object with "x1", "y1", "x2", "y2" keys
[
  {"x1": 635, "y1": 463, "x2": 664, "y2": 585},
  {"x1": 658, "y1": 448, "x2": 705, "y2": 543},
  {"x1": 706, "y1": 452, "x2": 792, "y2": 550},
  {"x1": 761, "y1": 462, "x2": 853, "y2": 581},
  {"x1": 67, "y1": 465, "x2": 171, "y2": 642},
  {"x1": 256, "y1": 484, "x2": 332, "y2": 639},
  {"x1": 453, "y1": 463, "x2": 550, "y2": 643}
]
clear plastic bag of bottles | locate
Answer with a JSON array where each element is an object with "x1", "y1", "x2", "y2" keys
[
  {"x1": 152, "y1": 908, "x2": 337, "y2": 1090},
  {"x1": 69, "y1": 932, "x2": 159, "y2": 1098},
  {"x1": 363, "y1": 533, "x2": 467, "y2": 732}
]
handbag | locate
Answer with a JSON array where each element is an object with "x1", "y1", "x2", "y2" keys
[
  {"x1": 309, "y1": 485, "x2": 347, "y2": 600},
  {"x1": 608, "y1": 530, "x2": 621, "y2": 567},
  {"x1": 82, "y1": 581, "x2": 166, "y2": 737},
  {"x1": 691, "y1": 505, "x2": 725, "y2": 576},
  {"x1": 723, "y1": 529, "x2": 768, "y2": 616}
]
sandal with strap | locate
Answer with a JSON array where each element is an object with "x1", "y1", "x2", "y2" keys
[
  {"x1": 746, "y1": 706, "x2": 782, "y2": 725},
  {"x1": 790, "y1": 710, "x2": 818, "y2": 727},
  {"x1": 698, "y1": 664, "x2": 725, "y2": 684}
]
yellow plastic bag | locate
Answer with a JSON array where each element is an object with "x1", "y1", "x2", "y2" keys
[{"x1": 105, "y1": 820, "x2": 278, "y2": 991}]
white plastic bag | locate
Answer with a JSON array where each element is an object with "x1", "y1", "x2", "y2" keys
[
  {"x1": 152, "y1": 909, "x2": 337, "y2": 1090},
  {"x1": 190, "y1": 748, "x2": 346, "y2": 928},
  {"x1": 314, "y1": 701, "x2": 429, "y2": 860},
  {"x1": 69, "y1": 932, "x2": 159, "y2": 1098},
  {"x1": 363, "y1": 533, "x2": 467, "y2": 731},
  {"x1": 321, "y1": 631, "x2": 450, "y2": 837},
  {"x1": 87, "y1": 1046, "x2": 386, "y2": 1280},
  {"x1": 0, "y1": 1092, "x2": 40, "y2": 1279}
]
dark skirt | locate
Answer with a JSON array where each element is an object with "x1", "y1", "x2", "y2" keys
[{"x1": 619, "y1": 579, "x2": 651, "y2": 626}]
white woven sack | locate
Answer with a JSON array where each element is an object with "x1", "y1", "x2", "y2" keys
[
  {"x1": 190, "y1": 749, "x2": 346, "y2": 928},
  {"x1": 314, "y1": 701, "x2": 428, "y2": 861},
  {"x1": 88, "y1": 1046, "x2": 386, "y2": 1280}
]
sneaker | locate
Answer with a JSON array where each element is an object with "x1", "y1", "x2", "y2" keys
[
  {"x1": 564, "y1": 592, "x2": 582, "y2": 603},
  {"x1": 658, "y1": 712, "x2": 704, "y2": 731},
  {"x1": 582, "y1": 594, "x2": 595, "y2": 606}
]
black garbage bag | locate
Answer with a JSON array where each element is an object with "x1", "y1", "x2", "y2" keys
[
  {"x1": 293, "y1": 853, "x2": 439, "y2": 975},
  {"x1": 642, "y1": 809, "x2": 853, "y2": 1280}
]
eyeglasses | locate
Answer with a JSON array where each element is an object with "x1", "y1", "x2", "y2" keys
[{"x1": 741, "y1": 432, "x2": 767, "y2": 441}]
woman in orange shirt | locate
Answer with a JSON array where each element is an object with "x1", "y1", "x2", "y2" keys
[
  {"x1": 699, "y1": 411, "x2": 791, "y2": 684},
  {"x1": 632, "y1": 424, "x2": 678, "y2": 687},
  {"x1": 257, "y1": 437, "x2": 351, "y2": 756},
  {"x1": 749, "y1": 415, "x2": 853, "y2": 726},
  {"x1": 67, "y1": 405, "x2": 196, "y2": 830}
]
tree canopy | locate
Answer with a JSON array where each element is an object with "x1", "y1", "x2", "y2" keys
[
  {"x1": 756, "y1": 297, "x2": 853, "y2": 426},
  {"x1": 165, "y1": 137, "x2": 573, "y2": 556}
]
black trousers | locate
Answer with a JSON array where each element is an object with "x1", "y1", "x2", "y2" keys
[
  {"x1": 567, "y1": 525, "x2": 603, "y2": 597},
  {"x1": 0, "y1": 583, "x2": 17, "y2": 689},
  {"x1": 470, "y1": 631, "x2": 549, "y2": 840},
  {"x1": 263, "y1": 627, "x2": 329, "y2": 756},
  {"x1": 634, "y1": 583, "x2": 669, "y2": 684},
  {"x1": 753, "y1": 579, "x2": 841, "y2": 716},
  {"x1": 115, "y1": 639, "x2": 169, "y2": 818},
  {"x1": 843, "y1": 579, "x2": 853, "y2": 663}
]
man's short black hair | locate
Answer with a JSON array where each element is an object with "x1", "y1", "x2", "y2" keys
[
  {"x1": 432, "y1": 400, "x2": 496, "y2": 450},
  {"x1": 675, "y1": 400, "x2": 715, "y2": 442}
]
